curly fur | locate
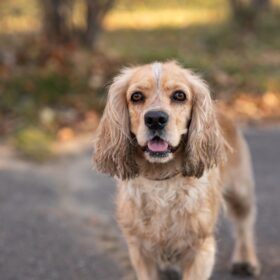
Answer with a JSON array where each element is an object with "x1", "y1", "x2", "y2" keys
[
  {"x1": 93, "y1": 61, "x2": 260, "y2": 280},
  {"x1": 93, "y1": 68, "x2": 139, "y2": 180},
  {"x1": 182, "y1": 72, "x2": 226, "y2": 178}
]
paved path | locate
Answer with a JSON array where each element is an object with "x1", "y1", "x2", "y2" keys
[{"x1": 0, "y1": 126, "x2": 279, "y2": 280}]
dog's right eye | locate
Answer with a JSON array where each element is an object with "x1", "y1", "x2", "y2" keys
[
  {"x1": 131, "y1": 92, "x2": 145, "y2": 103},
  {"x1": 171, "y1": 90, "x2": 187, "y2": 102}
]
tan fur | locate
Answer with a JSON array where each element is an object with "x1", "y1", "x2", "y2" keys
[
  {"x1": 93, "y1": 67, "x2": 139, "y2": 179},
  {"x1": 93, "y1": 61, "x2": 260, "y2": 279},
  {"x1": 182, "y1": 72, "x2": 226, "y2": 178}
]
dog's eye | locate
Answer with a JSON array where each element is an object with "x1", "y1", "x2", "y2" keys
[
  {"x1": 131, "y1": 92, "x2": 145, "y2": 103},
  {"x1": 171, "y1": 91, "x2": 186, "y2": 102}
]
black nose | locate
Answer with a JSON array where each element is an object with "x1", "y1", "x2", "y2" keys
[{"x1": 144, "y1": 111, "x2": 169, "y2": 130}]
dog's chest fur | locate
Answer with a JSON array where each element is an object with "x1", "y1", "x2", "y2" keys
[{"x1": 117, "y1": 172, "x2": 220, "y2": 268}]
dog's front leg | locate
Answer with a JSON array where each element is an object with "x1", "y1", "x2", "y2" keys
[
  {"x1": 182, "y1": 236, "x2": 216, "y2": 280},
  {"x1": 127, "y1": 241, "x2": 159, "y2": 280}
]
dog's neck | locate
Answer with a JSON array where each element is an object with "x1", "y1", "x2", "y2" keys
[
  {"x1": 134, "y1": 146, "x2": 183, "y2": 181},
  {"x1": 148, "y1": 171, "x2": 181, "y2": 181}
]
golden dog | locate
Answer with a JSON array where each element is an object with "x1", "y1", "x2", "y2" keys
[{"x1": 93, "y1": 61, "x2": 260, "y2": 280}]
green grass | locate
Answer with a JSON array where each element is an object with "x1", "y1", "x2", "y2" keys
[
  {"x1": 100, "y1": 11, "x2": 280, "y2": 96},
  {"x1": 13, "y1": 127, "x2": 53, "y2": 161},
  {"x1": 2, "y1": 72, "x2": 84, "y2": 120}
]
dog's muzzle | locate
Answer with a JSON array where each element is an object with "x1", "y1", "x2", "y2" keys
[
  {"x1": 143, "y1": 110, "x2": 171, "y2": 158},
  {"x1": 144, "y1": 110, "x2": 169, "y2": 131}
]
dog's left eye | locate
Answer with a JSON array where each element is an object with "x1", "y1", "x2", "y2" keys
[
  {"x1": 171, "y1": 91, "x2": 186, "y2": 102},
  {"x1": 131, "y1": 92, "x2": 145, "y2": 103}
]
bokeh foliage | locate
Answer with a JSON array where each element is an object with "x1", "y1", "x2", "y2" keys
[{"x1": 0, "y1": 0, "x2": 279, "y2": 159}]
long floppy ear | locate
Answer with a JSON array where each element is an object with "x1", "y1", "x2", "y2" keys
[
  {"x1": 182, "y1": 71, "x2": 226, "y2": 178},
  {"x1": 93, "y1": 68, "x2": 139, "y2": 180}
]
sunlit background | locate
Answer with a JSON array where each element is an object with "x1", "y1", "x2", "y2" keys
[{"x1": 0, "y1": 0, "x2": 279, "y2": 159}]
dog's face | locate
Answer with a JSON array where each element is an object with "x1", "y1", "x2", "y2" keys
[
  {"x1": 94, "y1": 61, "x2": 225, "y2": 180},
  {"x1": 127, "y1": 63, "x2": 192, "y2": 163}
]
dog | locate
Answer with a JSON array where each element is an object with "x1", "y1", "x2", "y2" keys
[{"x1": 93, "y1": 61, "x2": 260, "y2": 280}]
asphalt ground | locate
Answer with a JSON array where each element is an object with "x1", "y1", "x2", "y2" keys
[{"x1": 0, "y1": 125, "x2": 279, "y2": 280}]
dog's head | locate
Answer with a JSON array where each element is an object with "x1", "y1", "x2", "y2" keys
[{"x1": 94, "y1": 61, "x2": 225, "y2": 180}]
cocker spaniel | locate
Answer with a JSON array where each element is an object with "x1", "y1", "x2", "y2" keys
[{"x1": 93, "y1": 61, "x2": 260, "y2": 280}]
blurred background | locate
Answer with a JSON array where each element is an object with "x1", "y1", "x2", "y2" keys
[
  {"x1": 0, "y1": 1, "x2": 279, "y2": 280},
  {"x1": 0, "y1": 0, "x2": 279, "y2": 159}
]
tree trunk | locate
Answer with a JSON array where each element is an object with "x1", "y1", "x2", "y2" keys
[
  {"x1": 253, "y1": 0, "x2": 270, "y2": 10},
  {"x1": 229, "y1": 0, "x2": 271, "y2": 26},
  {"x1": 40, "y1": 0, "x2": 115, "y2": 48},
  {"x1": 40, "y1": 0, "x2": 73, "y2": 43},
  {"x1": 84, "y1": 0, "x2": 115, "y2": 48}
]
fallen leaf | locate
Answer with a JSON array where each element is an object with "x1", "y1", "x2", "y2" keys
[{"x1": 57, "y1": 127, "x2": 75, "y2": 142}]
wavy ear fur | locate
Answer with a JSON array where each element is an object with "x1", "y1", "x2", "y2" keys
[
  {"x1": 182, "y1": 71, "x2": 226, "y2": 178},
  {"x1": 93, "y1": 68, "x2": 139, "y2": 180}
]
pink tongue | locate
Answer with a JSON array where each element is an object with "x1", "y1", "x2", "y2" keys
[{"x1": 148, "y1": 140, "x2": 168, "y2": 152}]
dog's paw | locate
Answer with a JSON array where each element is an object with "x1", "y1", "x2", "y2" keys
[{"x1": 230, "y1": 262, "x2": 260, "y2": 277}]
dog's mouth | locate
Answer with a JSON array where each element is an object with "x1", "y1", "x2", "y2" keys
[{"x1": 144, "y1": 136, "x2": 176, "y2": 158}]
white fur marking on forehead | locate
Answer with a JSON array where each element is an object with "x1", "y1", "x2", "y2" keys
[{"x1": 152, "y1": 62, "x2": 162, "y2": 91}]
